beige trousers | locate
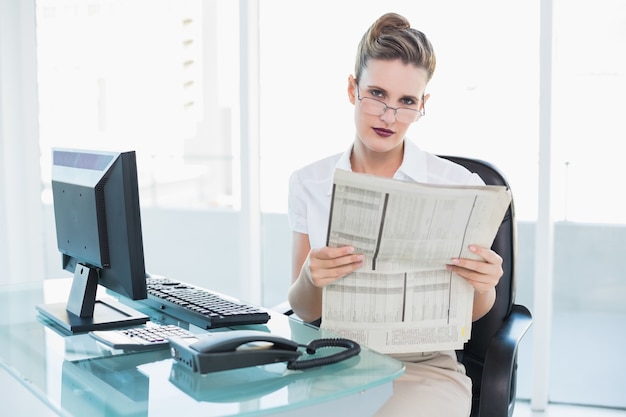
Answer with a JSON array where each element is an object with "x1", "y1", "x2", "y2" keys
[{"x1": 373, "y1": 350, "x2": 472, "y2": 417}]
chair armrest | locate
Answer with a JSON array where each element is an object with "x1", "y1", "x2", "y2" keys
[
  {"x1": 478, "y1": 304, "x2": 533, "y2": 417},
  {"x1": 270, "y1": 301, "x2": 318, "y2": 326},
  {"x1": 271, "y1": 300, "x2": 294, "y2": 316}
]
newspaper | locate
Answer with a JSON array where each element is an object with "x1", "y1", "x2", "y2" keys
[{"x1": 322, "y1": 169, "x2": 512, "y2": 354}]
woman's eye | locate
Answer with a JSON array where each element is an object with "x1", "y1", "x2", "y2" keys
[
  {"x1": 401, "y1": 98, "x2": 416, "y2": 106},
  {"x1": 370, "y1": 89, "x2": 384, "y2": 98}
]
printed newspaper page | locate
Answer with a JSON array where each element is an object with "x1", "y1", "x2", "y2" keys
[{"x1": 322, "y1": 169, "x2": 511, "y2": 354}]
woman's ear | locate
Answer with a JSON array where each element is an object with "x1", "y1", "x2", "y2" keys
[
  {"x1": 347, "y1": 75, "x2": 357, "y2": 105},
  {"x1": 422, "y1": 93, "x2": 431, "y2": 112}
]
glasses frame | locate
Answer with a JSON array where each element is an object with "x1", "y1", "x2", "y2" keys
[{"x1": 356, "y1": 84, "x2": 425, "y2": 123}]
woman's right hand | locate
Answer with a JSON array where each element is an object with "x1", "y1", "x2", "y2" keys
[
  {"x1": 306, "y1": 246, "x2": 364, "y2": 288},
  {"x1": 288, "y1": 234, "x2": 364, "y2": 322}
]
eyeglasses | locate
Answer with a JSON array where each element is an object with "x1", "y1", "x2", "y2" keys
[{"x1": 356, "y1": 86, "x2": 425, "y2": 123}]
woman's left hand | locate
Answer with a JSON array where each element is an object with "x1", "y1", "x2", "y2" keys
[{"x1": 447, "y1": 245, "x2": 503, "y2": 294}]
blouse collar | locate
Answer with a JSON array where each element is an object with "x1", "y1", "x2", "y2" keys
[{"x1": 328, "y1": 139, "x2": 428, "y2": 195}]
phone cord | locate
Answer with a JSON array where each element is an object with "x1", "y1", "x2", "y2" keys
[{"x1": 286, "y1": 338, "x2": 361, "y2": 370}]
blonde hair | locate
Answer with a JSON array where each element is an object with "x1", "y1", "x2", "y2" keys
[{"x1": 354, "y1": 12, "x2": 436, "y2": 83}]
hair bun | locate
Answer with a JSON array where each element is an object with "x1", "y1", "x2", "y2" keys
[
  {"x1": 354, "y1": 12, "x2": 436, "y2": 82},
  {"x1": 371, "y1": 12, "x2": 411, "y2": 39}
]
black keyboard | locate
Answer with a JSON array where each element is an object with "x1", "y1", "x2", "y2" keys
[{"x1": 139, "y1": 277, "x2": 270, "y2": 329}]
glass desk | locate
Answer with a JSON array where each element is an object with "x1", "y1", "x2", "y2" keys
[{"x1": 0, "y1": 279, "x2": 404, "y2": 417}]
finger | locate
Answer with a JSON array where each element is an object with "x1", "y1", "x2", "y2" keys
[
  {"x1": 448, "y1": 256, "x2": 502, "y2": 280},
  {"x1": 468, "y1": 245, "x2": 502, "y2": 265},
  {"x1": 316, "y1": 245, "x2": 356, "y2": 260},
  {"x1": 450, "y1": 246, "x2": 502, "y2": 275},
  {"x1": 326, "y1": 258, "x2": 364, "y2": 279},
  {"x1": 449, "y1": 258, "x2": 496, "y2": 276},
  {"x1": 310, "y1": 258, "x2": 364, "y2": 287},
  {"x1": 447, "y1": 267, "x2": 496, "y2": 293},
  {"x1": 312, "y1": 246, "x2": 363, "y2": 270},
  {"x1": 309, "y1": 248, "x2": 364, "y2": 286}
]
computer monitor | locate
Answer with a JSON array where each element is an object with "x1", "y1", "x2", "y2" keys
[{"x1": 37, "y1": 148, "x2": 149, "y2": 333}]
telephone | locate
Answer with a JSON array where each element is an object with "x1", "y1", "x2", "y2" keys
[{"x1": 169, "y1": 329, "x2": 360, "y2": 374}]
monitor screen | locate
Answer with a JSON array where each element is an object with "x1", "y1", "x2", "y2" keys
[{"x1": 37, "y1": 148, "x2": 149, "y2": 333}]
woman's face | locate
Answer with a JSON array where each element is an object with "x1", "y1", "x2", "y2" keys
[{"x1": 349, "y1": 59, "x2": 429, "y2": 156}]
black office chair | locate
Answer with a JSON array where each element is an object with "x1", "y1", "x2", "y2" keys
[
  {"x1": 439, "y1": 155, "x2": 532, "y2": 417},
  {"x1": 275, "y1": 155, "x2": 532, "y2": 417}
]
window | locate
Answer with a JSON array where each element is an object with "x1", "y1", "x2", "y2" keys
[
  {"x1": 37, "y1": 0, "x2": 239, "y2": 209},
  {"x1": 35, "y1": 0, "x2": 249, "y2": 303},
  {"x1": 528, "y1": 0, "x2": 626, "y2": 408}
]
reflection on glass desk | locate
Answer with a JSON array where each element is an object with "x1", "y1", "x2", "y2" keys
[{"x1": 0, "y1": 279, "x2": 404, "y2": 417}]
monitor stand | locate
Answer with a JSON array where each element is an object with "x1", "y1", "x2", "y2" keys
[{"x1": 36, "y1": 264, "x2": 148, "y2": 334}]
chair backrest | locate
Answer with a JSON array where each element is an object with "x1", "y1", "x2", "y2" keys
[{"x1": 439, "y1": 155, "x2": 518, "y2": 415}]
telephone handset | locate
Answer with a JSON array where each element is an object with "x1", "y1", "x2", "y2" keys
[{"x1": 169, "y1": 329, "x2": 360, "y2": 374}]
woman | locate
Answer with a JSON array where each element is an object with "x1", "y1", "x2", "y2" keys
[{"x1": 287, "y1": 12, "x2": 503, "y2": 417}]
